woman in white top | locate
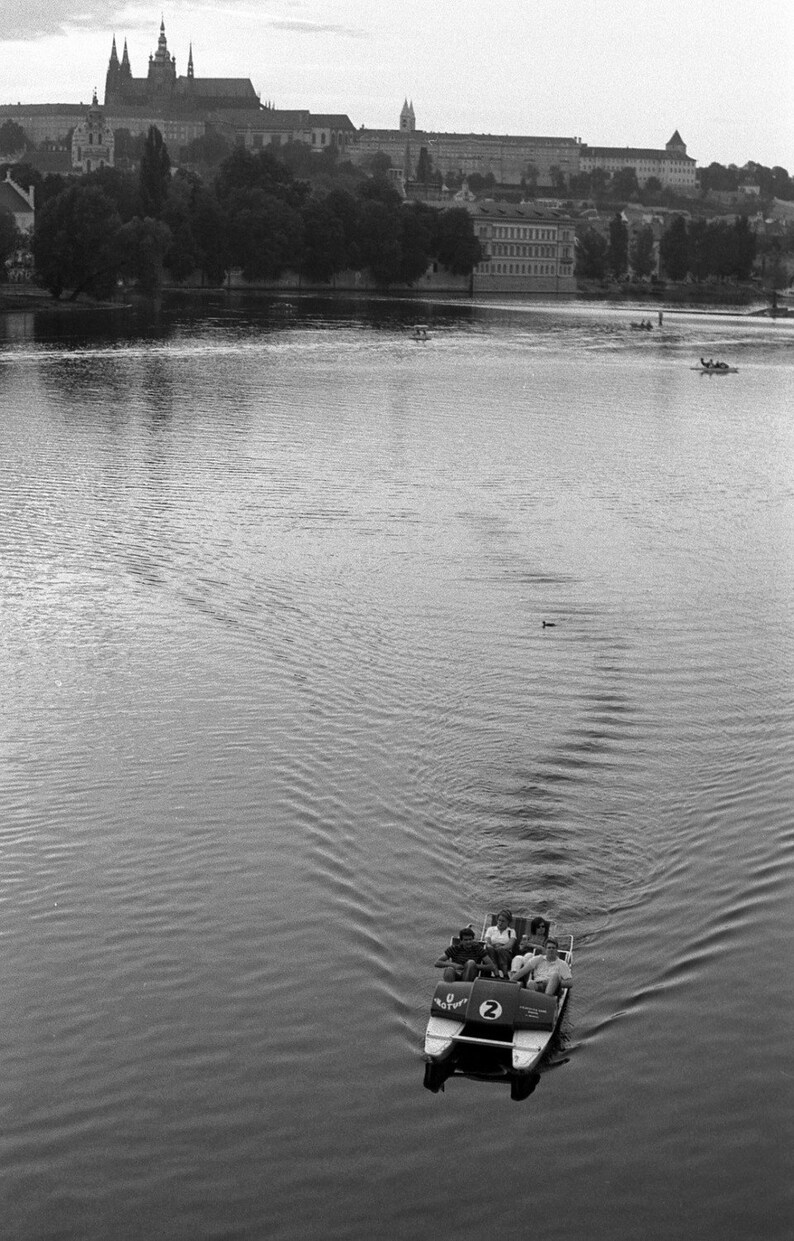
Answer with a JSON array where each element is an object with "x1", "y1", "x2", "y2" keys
[{"x1": 483, "y1": 909, "x2": 517, "y2": 978}]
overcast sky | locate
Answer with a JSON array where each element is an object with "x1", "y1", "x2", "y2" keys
[{"x1": 2, "y1": 0, "x2": 792, "y2": 168}]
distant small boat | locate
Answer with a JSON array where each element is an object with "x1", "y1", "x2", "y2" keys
[
  {"x1": 692, "y1": 363, "x2": 738, "y2": 374},
  {"x1": 630, "y1": 320, "x2": 653, "y2": 331},
  {"x1": 411, "y1": 324, "x2": 430, "y2": 341}
]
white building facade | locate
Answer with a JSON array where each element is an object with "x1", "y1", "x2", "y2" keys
[
  {"x1": 469, "y1": 200, "x2": 577, "y2": 294},
  {"x1": 579, "y1": 131, "x2": 696, "y2": 191}
]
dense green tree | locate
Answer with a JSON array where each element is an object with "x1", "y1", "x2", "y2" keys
[
  {"x1": 657, "y1": 213, "x2": 757, "y2": 283},
  {"x1": 190, "y1": 185, "x2": 228, "y2": 284},
  {"x1": 729, "y1": 216, "x2": 756, "y2": 280},
  {"x1": 160, "y1": 172, "x2": 198, "y2": 281},
  {"x1": 698, "y1": 162, "x2": 740, "y2": 195},
  {"x1": 435, "y1": 207, "x2": 482, "y2": 275},
  {"x1": 165, "y1": 221, "x2": 200, "y2": 283},
  {"x1": 117, "y1": 216, "x2": 172, "y2": 293},
  {"x1": 610, "y1": 167, "x2": 640, "y2": 202},
  {"x1": 549, "y1": 164, "x2": 567, "y2": 192},
  {"x1": 659, "y1": 214, "x2": 689, "y2": 281},
  {"x1": 590, "y1": 168, "x2": 610, "y2": 200},
  {"x1": 181, "y1": 130, "x2": 231, "y2": 171},
  {"x1": 643, "y1": 176, "x2": 663, "y2": 198},
  {"x1": 301, "y1": 198, "x2": 348, "y2": 282},
  {"x1": 630, "y1": 224, "x2": 656, "y2": 278},
  {"x1": 216, "y1": 146, "x2": 305, "y2": 209},
  {"x1": 322, "y1": 188, "x2": 362, "y2": 271},
  {"x1": 363, "y1": 151, "x2": 392, "y2": 176},
  {"x1": 275, "y1": 139, "x2": 317, "y2": 180},
  {"x1": 688, "y1": 219, "x2": 714, "y2": 280},
  {"x1": 741, "y1": 161, "x2": 792, "y2": 200},
  {"x1": 357, "y1": 197, "x2": 403, "y2": 285},
  {"x1": 159, "y1": 170, "x2": 228, "y2": 284},
  {"x1": 81, "y1": 165, "x2": 140, "y2": 221},
  {"x1": 467, "y1": 171, "x2": 496, "y2": 193},
  {"x1": 607, "y1": 212, "x2": 629, "y2": 277},
  {"x1": 0, "y1": 208, "x2": 18, "y2": 278},
  {"x1": 226, "y1": 188, "x2": 303, "y2": 280},
  {"x1": 769, "y1": 165, "x2": 794, "y2": 201},
  {"x1": 415, "y1": 147, "x2": 434, "y2": 184},
  {"x1": 0, "y1": 161, "x2": 41, "y2": 198},
  {"x1": 33, "y1": 184, "x2": 122, "y2": 299},
  {"x1": 758, "y1": 239, "x2": 788, "y2": 289},
  {"x1": 568, "y1": 170, "x2": 593, "y2": 198},
  {"x1": 0, "y1": 119, "x2": 29, "y2": 155},
  {"x1": 399, "y1": 203, "x2": 435, "y2": 283},
  {"x1": 139, "y1": 126, "x2": 171, "y2": 217},
  {"x1": 575, "y1": 227, "x2": 608, "y2": 279},
  {"x1": 113, "y1": 129, "x2": 146, "y2": 166},
  {"x1": 357, "y1": 174, "x2": 403, "y2": 207}
]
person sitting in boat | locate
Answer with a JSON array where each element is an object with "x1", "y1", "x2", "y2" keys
[
  {"x1": 517, "y1": 915, "x2": 550, "y2": 954},
  {"x1": 508, "y1": 919, "x2": 547, "y2": 977},
  {"x1": 436, "y1": 927, "x2": 496, "y2": 982},
  {"x1": 700, "y1": 357, "x2": 711, "y2": 369},
  {"x1": 483, "y1": 909, "x2": 517, "y2": 978},
  {"x1": 510, "y1": 936, "x2": 571, "y2": 995}
]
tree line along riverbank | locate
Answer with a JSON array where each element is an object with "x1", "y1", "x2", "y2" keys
[{"x1": 0, "y1": 125, "x2": 785, "y2": 306}]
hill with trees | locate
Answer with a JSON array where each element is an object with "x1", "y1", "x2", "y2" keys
[{"x1": 22, "y1": 127, "x2": 481, "y2": 300}]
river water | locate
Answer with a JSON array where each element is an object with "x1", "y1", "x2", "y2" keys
[{"x1": 1, "y1": 295, "x2": 792, "y2": 1241}]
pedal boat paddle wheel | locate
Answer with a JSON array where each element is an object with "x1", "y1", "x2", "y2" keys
[{"x1": 423, "y1": 915, "x2": 573, "y2": 1101}]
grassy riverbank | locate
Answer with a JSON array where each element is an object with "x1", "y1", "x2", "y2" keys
[{"x1": 574, "y1": 278, "x2": 770, "y2": 308}]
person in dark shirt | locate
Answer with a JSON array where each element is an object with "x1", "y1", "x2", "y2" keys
[{"x1": 435, "y1": 927, "x2": 496, "y2": 982}]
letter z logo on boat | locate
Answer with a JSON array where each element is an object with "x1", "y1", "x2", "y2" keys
[{"x1": 479, "y1": 1000, "x2": 503, "y2": 1021}]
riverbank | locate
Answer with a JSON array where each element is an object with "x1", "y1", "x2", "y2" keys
[
  {"x1": 1, "y1": 279, "x2": 778, "y2": 316},
  {"x1": 574, "y1": 278, "x2": 768, "y2": 307},
  {"x1": 0, "y1": 286, "x2": 131, "y2": 311}
]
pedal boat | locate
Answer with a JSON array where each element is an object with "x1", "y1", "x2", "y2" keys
[
  {"x1": 423, "y1": 917, "x2": 573, "y2": 1099},
  {"x1": 691, "y1": 364, "x2": 738, "y2": 374}
]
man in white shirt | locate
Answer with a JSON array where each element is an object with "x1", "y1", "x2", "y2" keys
[{"x1": 509, "y1": 936, "x2": 571, "y2": 995}]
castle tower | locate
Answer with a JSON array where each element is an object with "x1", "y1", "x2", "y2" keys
[
  {"x1": 148, "y1": 17, "x2": 177, "y2": 93},
  {"x1": 666, "y1": 130, "x2": 686, "y2": 154},
  {"x1": 400, "y1": 99, "x2": 416, "y2": 133}
]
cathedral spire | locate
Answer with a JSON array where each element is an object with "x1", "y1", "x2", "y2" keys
[
  {"x1": 109, "y1": 36, "x2": 119, "y2": 69},
  {"x1": 400, "y1": 98, "x2": 416, "y2": 133},
  {"x1": 188, "y1": 42, "x2": 194, "y2": 79},
  {"x1": 156, "y1": 16, "x2": 168, "y2": 58}
]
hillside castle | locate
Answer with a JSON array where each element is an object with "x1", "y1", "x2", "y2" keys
[
  {"x1": 0, "y1": 18, "x2": 696, "y2": 195},
  {"x1": 104, "y1": 19, "x2": 260, "y2": 113}
]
